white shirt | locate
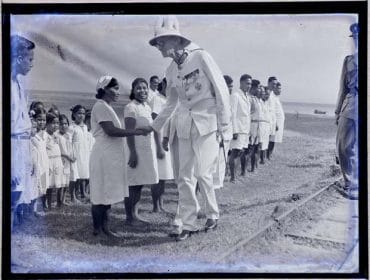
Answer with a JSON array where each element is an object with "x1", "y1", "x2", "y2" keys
[{"x1": 11, "y1": 78, "x2": 32, "y2": 135}]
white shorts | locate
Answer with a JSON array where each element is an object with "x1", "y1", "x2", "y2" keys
[
  {"x1": 230, "y1": 133, "x2": 249, "y2": 150},
  {"x1": 250, "y1": 122, "x2": 260, "y2": 145}
]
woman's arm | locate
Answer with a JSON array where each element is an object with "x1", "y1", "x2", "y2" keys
[
  {"x1": 124, "y1": 117, "x2": 138, "y2": 168},
  {"x1": 99, "y1": 121, "x2": 146, "y2": 137}
]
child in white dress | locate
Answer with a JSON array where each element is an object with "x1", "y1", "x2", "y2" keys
[
  {"x1": 124, "y1": 78, "x2": 160, "y2": 224},
  {"x1": 70, "y1": 105, "x2": 90, "y2": 202},
  {"x1": 31, "y1": 108, "x2": 49, "y2": 212},
  {"x1": 45, "y1": 112, "x2": 64, "y2": 209},
  {"x1": 57, "y1": 114, "x2": 76, "y2": 206}
]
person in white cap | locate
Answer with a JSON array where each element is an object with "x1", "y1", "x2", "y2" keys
[
  {"x1": 334, "y1": 23, "x2": 359, "y2": 200},
  {"x1": 89, "y1": 76, "x2": 148, "y2": 237},
  {"x1": 143, "y1": 15, "x2": 231, "y2": 241}
]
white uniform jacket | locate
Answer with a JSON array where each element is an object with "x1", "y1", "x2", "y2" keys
[
  {"x1": 266, "y1": 90, "x2": 278, "y2": 135},
  {"x1": 230, "y1": 89, "x2": 251, "y2": 134},
  {"x1": 152, "y1": 48, "x2": 231, "y2": 139}
]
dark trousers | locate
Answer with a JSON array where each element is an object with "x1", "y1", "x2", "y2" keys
[{"x1": 336, "y1": 116, "x2": 358, "y2": 188}]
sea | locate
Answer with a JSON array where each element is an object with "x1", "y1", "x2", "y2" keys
[{"x1": 282, "y1": 102, "x2": 336, "y2": 117}]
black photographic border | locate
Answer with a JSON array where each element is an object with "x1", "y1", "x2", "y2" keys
[{"x1": 2, "y1": 1, "x2": 368, "y2": 279}]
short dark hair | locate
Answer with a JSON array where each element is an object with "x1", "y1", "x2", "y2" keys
[
  {"x1": 33, "y1": 107, "x2": 47, "y2": 119},
  {"x1": 46, "y1": 112, "x2": 58, "y2": 124},
  {"x1": 130, "y1": 78, "x2": 148, "y2": 100},
  {"x1": 251, "y1": 79, "x2": 260, "y2": 88},
  {"x1": 11, "y1": 35, "x2": 35, "y2": 60},
  {"x1": 240, "y1": 74, "x2": 252, "y2": 82},
  {"x1": 29, "y1": 101, "x2": 44, "y2": 112},
  {"x1": 223, "y1": 75, "x2": 233, "y2": 86},
  {"x1": 96, "y1": 77, "x2": 119, "y2": 99},
  {"x1": 59, "y1": 114, "x2": 70, "y2": 126},
  {"x1": 48, "y1": 105, "x2": 60, "y2": 117},
  {"x1": 157, "y1": 78, "x2": 167, "y2": 93},
  {"x1": 150, "y1": 76, "x2": 159, "y2": 83},
  {"x1": 268, "y1": 76, "x2": 277, "y2": 83},
  {"x1": 70, "y1": 105, "x2": 86, "y2": 121}
]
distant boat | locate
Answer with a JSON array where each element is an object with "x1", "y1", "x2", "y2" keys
[{"x1": 314, "y1": 109, "x2": 327, "y2": 114}]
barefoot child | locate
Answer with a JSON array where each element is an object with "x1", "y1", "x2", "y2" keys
[
  {"x1": 57, "y1": 114, "x2": 75, "y2": 206},
  {"x1": 31, "y1": 108, "x2": 49, "y2": 213},
  {"x1": 45, "y1": 112, "x2": 64, "y2": 209},
  {"x1": 70, "y1": 105, "x2": 90, "y2": 202}
]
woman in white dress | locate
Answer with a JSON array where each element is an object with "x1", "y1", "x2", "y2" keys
[
  {"x1": 149, "y1": 78, "x2": 174, "y2": 212},
  {"x1": 124, "y1": 78, "x2": 160, "y2": 224},
  {"x1": 89, "y1": 76, "x2": 147, "y2": 237}
]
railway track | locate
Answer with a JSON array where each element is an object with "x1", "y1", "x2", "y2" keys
[{"x1": 214, "y1": 181, "x2": 348, "y2": 264}]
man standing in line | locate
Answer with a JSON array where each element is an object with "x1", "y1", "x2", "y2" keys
[
  {"x1": 147, "y1": 75, "x2": 160, "y2": 105},
  {"x1": 272, "y1": 82, "x2": 285, "y2": 146},
  {"x1": 334, "y1": 23, "x2": 359, "y2": 200},
  {"x1": 145, "y1": 15, "x2": 231, "y2": 241},
  {"x1": 10, "y1": 35, "x2": 36, "y2": 230},
  {"x1": 228, "y1": 74, "x2": 252, "y2": 182},
  {"x1": 266, "y1": 76, "x2": 278, "y2": 160}
]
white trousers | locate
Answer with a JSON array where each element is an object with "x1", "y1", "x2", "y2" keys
[{"x1": 177, "y1": 121, "x2": 220, "y2": 231}]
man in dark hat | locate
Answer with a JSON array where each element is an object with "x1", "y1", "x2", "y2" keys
[
  {"x1": 334, "y1": 23, "x2": 359, "y2": 199},
  {"x1": 10, "y1": 35, "x2": 36, "y2": 229}
]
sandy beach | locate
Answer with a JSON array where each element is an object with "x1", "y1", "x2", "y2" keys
[{"x1": 11, "y1": 113, "x2": 344, "y2": 273}]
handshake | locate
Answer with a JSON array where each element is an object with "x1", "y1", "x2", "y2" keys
[{"x1": 135, "y1": 125, "x2": 154, "y2": 136}]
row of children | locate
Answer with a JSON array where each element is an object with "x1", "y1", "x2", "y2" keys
[{"x1": 15, "y1": 102, "x2": 94, "y2": 224}]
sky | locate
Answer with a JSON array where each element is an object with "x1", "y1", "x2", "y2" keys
[{"x1": 12, "y1": 14, "x2": 357, "y2": 104}]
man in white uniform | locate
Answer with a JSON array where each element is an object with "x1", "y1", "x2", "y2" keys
[
  {"x1": 266, "y1": 76, "x2": 278, "y2": 160},
  {"x1": 228, "y1": 74, "x2": 252, "y2": 182},
  {"x1": 273, "y1": 82, "x2": 285, "y2": 144},
  {"x1": 145, "y1": 16, "x2": 231, "y2": 241},
  {"x1": 11, "y1": 35, "x2": 35, "y2": 230}
]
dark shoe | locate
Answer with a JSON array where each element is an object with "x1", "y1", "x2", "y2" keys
[
  {"x1": 176, "y1": 230, "x2": 198, "y2": 241},
  {"x1": 168, "y1": 226, "x2": 181, "y2": 237},
  {"x1": 205, "y1": 219, "x2": 218, "y2": 231}
]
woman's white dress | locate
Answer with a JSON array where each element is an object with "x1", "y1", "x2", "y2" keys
[
  {"x1": 124, "y1": 100, "x2": 159, "y2": 186},
  {"x1": 89, "y1": 99, "x2": 128, "y2": 205},
  {"x1": 149, "y1": 93, "x2": 174, "y2": 180}
]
